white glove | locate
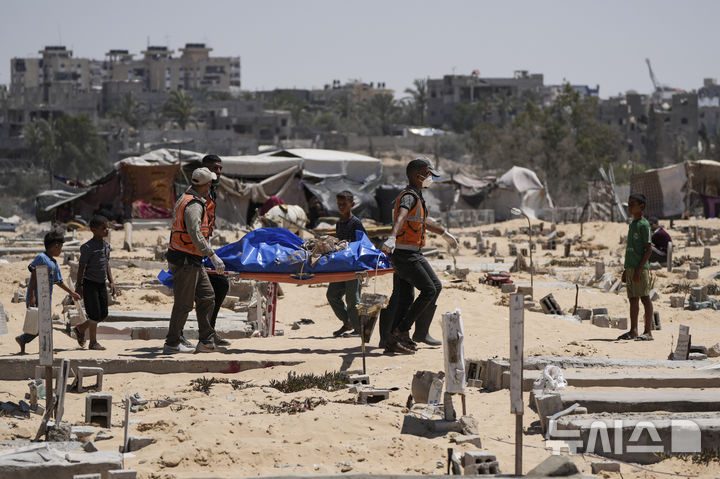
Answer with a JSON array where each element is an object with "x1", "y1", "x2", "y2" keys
[
  {"x1": 382, "y1": 236, "x2": 396, "y2": 253},
  {"x1": 443, "y1": 231, "x2": 458, "y2": 248},
  {"x1": 210, "y1": 253, "x2": 225, "y2": 274}
]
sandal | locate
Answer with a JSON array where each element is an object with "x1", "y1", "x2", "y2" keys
[
  {"x1": 73, "y1": 327, "x2": 86, "y2": 347},
  {"x1": 635, "y1": 334, "x2": 654, "y2": 341},
  {"x1": 616, "y1": 332, "x2": 636, "y2": 340}
]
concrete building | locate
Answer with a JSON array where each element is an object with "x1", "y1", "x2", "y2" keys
[
  {"x1": 10, "y1": 46, "x2": 95, "y2": 96},
  {"x1": 597, "y1": 92, "x2": 649, "y2": 156},
  {"x1": 426, "y1": 70, "x2": 545, "y2": 128}
]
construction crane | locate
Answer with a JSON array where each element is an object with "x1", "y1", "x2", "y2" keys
[{"x1": 645, "y1": 58, "x2": 683, "y2": 104}]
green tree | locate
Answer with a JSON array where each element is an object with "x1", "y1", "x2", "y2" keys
[
  {"x1": 360, "y1": 94, "x2": 398, "y2": 135},
  {"x1": 24, "y1": 118, "x2": 60, "y2": 187},
  {"x1": 111, "y1": 92, "x2": 147, "y2": 129},
  {"x1": 163, "y1": 89, "x2": 197, "y2": 130},
  {"x1": 404, "y1": 78, "x2": 428, "y2": 125}
]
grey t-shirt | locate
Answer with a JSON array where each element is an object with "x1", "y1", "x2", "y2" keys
[{"x1": 79, "y1": 238, "x2": 111, "y2": 284}]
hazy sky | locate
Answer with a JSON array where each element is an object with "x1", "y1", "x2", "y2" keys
[{"x1": 2, "y1": 1, "x2": 717, "y2": 99}]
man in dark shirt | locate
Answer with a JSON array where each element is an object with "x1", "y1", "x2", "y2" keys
[
  {"x1": 327, "y1": 191, "x2": 366, "y2": 336},
  {"x1": 648, "y1": 217, "x2": 672, "y2": 264}
]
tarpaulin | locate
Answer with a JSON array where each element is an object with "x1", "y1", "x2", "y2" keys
[{"x1": 158, "y1": 227, "x2": 390, "y2": 287}]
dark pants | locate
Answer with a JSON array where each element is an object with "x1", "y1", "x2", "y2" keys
[
  {"x1": 82, "y1": 280, "x2": 108, "y2": 323},
  {"x1": 379, "y1": 273, "x2": 415, "y2": 345},
  {"x1": 649, "y1": 251, "x2": 667, "y2": 265},
  {"x1": 166, "y1": 262, "x2": 215, "y2": 346},
  {"x1": 384, "y1": 250, "x2": 442, "y2": 340},
  {"x1": 326, "y1": 279, "x2": 360, "y2": 331},
  {"x1": 208, "y1": 273, "x2": 229, "y2": 329},
  {"x1": 17, "y1": 333, "x2": 38, "y2": 344}
]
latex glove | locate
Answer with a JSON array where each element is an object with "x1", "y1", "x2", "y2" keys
[
  {"x1": 210, "y1": 253, "x2": 225, "y2": 274},
  {"x1": 443, "y1": 231, "x2": 458, "y2": 249},
  {"x1": 382, "y1": 236, "x2": 396, "y2": 254}
]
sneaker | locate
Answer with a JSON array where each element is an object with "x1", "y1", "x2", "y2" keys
[
  {"x1": 213, "y1": 334, "x2": 231, "y2": 346},
  {"x1": 383, "y1": 341, "x2": 415, "y2": 355},
  {"x1": 163, "y1": 342, "x2": 195, "y2": 354},
  {"x1": 88, "y1": 342, "x2": 106, "y2": 351},
  {"x1": 73, "y1": 326, "x2": 86, "y2": 348},
  {"x1": 333, "y1": 324, "x2": 353, "y2": 337},
  {"x1": 195, "y1": 341, "x2": 227, "y2": 353},
  {"x1": 179, "y1": 336, "x2": 194, "y2": 348}
]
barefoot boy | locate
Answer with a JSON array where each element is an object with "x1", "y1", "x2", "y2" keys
[
  {"x1": 74, "y1": 215, "x2": 116, "y2": 350},
  {"x1": 618, "y1": 193, "x2": 654, "y2": 341},
  {"x1": 15, "y1": 230, "x2": 81, "y2": 354}
]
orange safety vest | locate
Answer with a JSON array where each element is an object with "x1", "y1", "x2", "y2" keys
[
  {"x1": 393, "y1": 188, "x2": 427, "y2": 251},
  {"x1": 168, "y1": 191, "x2": 211, "y2": 257},
  {"x1": 206, "y1": 189, "x2": 216, "y2": 237}
]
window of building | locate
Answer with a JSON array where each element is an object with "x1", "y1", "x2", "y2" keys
[
  {"x1": 681, "y1": 118, "x2": 688, "y2": 125},
  {"x1": 281, "y1": 119, "x2": 287, "y2": 126}
]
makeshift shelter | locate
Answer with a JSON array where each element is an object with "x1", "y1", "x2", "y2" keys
[
  {"x1": 475, "y1": 166, "x2": 553, "y2": 221},
  {"x1": 630, "y1": 160, "x2": 720, "y2": 218}
]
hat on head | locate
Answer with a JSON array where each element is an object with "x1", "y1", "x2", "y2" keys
[
  {"x1": 191, "y1": 167, "x2": 216, "y2": 186},
  {"x1": 406, "y1": 157, "x2": 440, "y2": 177}
]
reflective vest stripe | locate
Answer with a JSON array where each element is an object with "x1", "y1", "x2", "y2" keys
[
  {"x1": 168, "y1": 193, "x2": 210, "y2": 257},
  {"x1": 393, "y1": 188, "x2": 427, "y2": 249}
]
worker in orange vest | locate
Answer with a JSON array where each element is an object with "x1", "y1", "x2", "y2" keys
[
  {"x1": 380, "y1": 158, "x2": 458, "y2": 354},
  {"x1": 164, "y1": 167, "x2": 226, "y2": 354}
]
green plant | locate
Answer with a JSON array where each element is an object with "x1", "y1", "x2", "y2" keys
[{"x1": 268, "y1": 371, "x2": 348, "y2": 393}]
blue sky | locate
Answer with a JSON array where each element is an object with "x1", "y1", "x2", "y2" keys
[{"x1": 1, "y1": 0, "x2": 716, "y2": 98}]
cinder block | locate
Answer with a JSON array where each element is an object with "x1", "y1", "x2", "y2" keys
[
  {"x1": 516, "y1": 286, "x2": 533, "y2": 297},
  {"x1": 109, "y1": 471, "x2": 138, "y2": 479},
  {"x1": 75, "y1": 366, "x2": 103, "y2": 392},
  {"x1": 500, "y1": 283, "x2": 516, "y2": 293},
  {"x1": 126, "y1": 436, "x2": 154, "y2": 452},
  {"x1": 462, "y1": 450, "x2": 497, "y2": 467},
  {"x1": 611, "y1": 317, "x2": 628, "y2": 330},
  {"x1": 670, "y1": 295, "x2": 685, "y2": 308},
  {"x1": 539, "y1": 294, "x2": 562, "y2": 315},
  {"x1": 467, "y1": 379, "x2": 483, "y2": 388},
  {"x1": 357, "y1": 389, "x2": 390, "y2": 404},
  {"x1": 591, "y1": 314, "x2": 611, "y2": 328},
  {"x1": 575, "y1": 308, "x2": 592, "y2": 321},
  {"x1": 85, "y1": 392, "x2": 112, "y2": 428},
  {"x1": 465, "y1": 360, "x2": 483, "y2": 380},
  {"x1": 592, "y1": 307, "x2": 608, "y2": 316},
  {"x1": 686, "y1": 269, "x2": 699, "y2": 279},
  {"x1": 347, "y1": 374, "x2": 370, "y2": 386}
]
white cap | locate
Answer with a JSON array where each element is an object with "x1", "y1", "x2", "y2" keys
[{"x1": 191, "y1": 167, "x2": 217, "y2": 186}]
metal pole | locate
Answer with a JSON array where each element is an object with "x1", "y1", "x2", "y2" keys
[
  {"x1": 515, "y1": 414, "x2": 523, "y2": 475},
  {"x1": 526, "y1": 216, "x2": 533, "y2": 295}
]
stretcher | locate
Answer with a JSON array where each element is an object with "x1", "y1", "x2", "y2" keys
[{"x1": 224, "y1": 267, "x2": 394, "y2": 337}]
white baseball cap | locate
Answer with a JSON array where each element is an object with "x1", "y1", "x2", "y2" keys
[{"x1": 191, "y1": 167, "x2": 217, "y2": 186}]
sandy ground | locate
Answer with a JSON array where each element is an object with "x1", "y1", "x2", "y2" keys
[{"x1": 0, "y1": 218, "x2": 719, "y2": 478}]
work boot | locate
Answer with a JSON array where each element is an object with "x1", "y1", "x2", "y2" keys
[
  {"x1": 412, "y1": 304, "x2": 439, "y2": 345},
  {"x1": 393, "y1": 330, "x2": 417, "y2": 350},
  {"x1": 383, "y1": 340, "x2": 414, "y2": 355},
  {"x1": 333, "y1": 322, "x2": 353, "y2": 337}
]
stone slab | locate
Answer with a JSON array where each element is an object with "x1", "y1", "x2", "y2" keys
[
  {"x1": 506, "y1": 367, "x2": 720, "y2": 391},
  {"x1": 553, "y1": 389, "x2": 720, "y2": 413},
  {"x1": 103, "y1": 310, "x2": 247, "y2": 322},
  {"x1": 98, "y1": 319, "x2": 253, "y2": 341},
  {"x1": 552, "y1": 412, "x2": 720, "y2": 464},
  {"x1": 0, "y1": 357, "x2": 303, "y2": 380},
  {"x1": 0, "y1": 443, "x2": 122, "y2": 477}
]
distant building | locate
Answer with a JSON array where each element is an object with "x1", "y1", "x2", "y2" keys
[
  {"x1": 426, "y1": 70, "x2": 545, "y2": 128},
  {"x1": 545, "y1": 84, "x2": 599, "y2": 105}
]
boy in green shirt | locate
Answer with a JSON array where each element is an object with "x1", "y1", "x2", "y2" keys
[{"x1": 618, "y1": 193, "x2": 654, "y2": 341}]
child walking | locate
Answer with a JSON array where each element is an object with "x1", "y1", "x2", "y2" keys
[
  {"x1": 74, "y1": 215, "x2": 116, "y2": 350},
  {"x1": 618, "y1": 193, "x2": 654, "y2": 341},
  {"x1": 15, "y1": 230, "x2": 81, "y2": 354},
  {"x1": 327, "y1": 191, "x2": 367, "y2": 337}
]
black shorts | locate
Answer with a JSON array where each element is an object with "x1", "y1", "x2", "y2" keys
[{"x1": 82, "y1": 280, "x2": 108, "y2": 323}]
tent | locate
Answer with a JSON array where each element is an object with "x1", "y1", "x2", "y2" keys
[
  {"x1": 475, "y1": 166, "x2": 553, "y2": 221},
  {"x1": 630, "y1": 160, "x2": 720, "y2": 218}
]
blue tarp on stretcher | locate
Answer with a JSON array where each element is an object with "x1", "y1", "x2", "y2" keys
[{"x1": 158, "y1": 227, "x2": 390, "y2": 288}]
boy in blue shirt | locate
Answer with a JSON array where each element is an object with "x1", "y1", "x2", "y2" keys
[
  {"x1": 15, "y1": 230, "x2": 81, "y2": 354},
  {"x1": 327, "y1": 191, "x2": 366, "y2": 336},
  {"x1": 617, "y1": 193, "x2": 654, "y2": 341},
  {"x1": 74, "y1": 215, "x2": 116, "y2": 351}
]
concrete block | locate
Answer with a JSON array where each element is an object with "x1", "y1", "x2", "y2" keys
[
  {"x1": 411, "y1": 370, "x2": 444, "y2": 404},
  {"x1": 592, "y1": 314, "x2": 611, "y2": 328},
  {"x1": 400, "y1": 414, "x2": 463, "y2": 436},
  {"x1": 516, "y1": 286, "x2": 533, "y2": 297},
  {"x1": 686, "y1": 269, "x2": 699, "y2": 279},
  {"x1": 702, "y1": 247, "x2": 711, "y2": 267},
  {"x1": 527, "y1": 455, "x2": 578, "y2": 477},
  {"x1": 75, "y1": 366, "x2": 103, "y2": 392},
  {"x1": 533, "y1": 392, "x2": 563, "y2": 433},
  {"x1": 500, "y1": 283, "x2": 516, "y2": 293},
  {"x1": 689, "y1": 353, "x2": 708, "y2": 361},
  {"x1": 576, "y1": 308, "x2": 592, "y2": 321},
  {"x1": 653, "y1": 311, "x2": 662, "y2": 330},
  {"x1": 71, "y1": 426, "x2": 96, "y2": 441},
  {"x1": 552, "y1": 389, "x2": 720, "y2": 413},
  {"x1": 462, "y1": 450, "x2": 497, "y2": 467},
  {"x1": 357, "y1": 389, "x2": 389, "y2": 404},
  {"x1": 611, "y1": 317, "x2": 628, "y2": 330},
  {"x1": 539, "y1": 294, "x2": 562, "y2": 315},
  {"x1": 592, "y1": 307, "x2": 608, "y2": 316},
  {"x1": 595, "y1": 261, "x2": 605, "y2": 279},
  {"x1": 467, "y1": 379, "x2": 483, "y2": 388},
  {"x1": 0, "y1": 445, "x2": 122, "y2": 478},
  {"x1": 347, "y1": 374, "x2": 370, "y2": 386},
  {"x1": 109, "y1": 471, "x2": 138, "y2": 479},
  {"x1": 82, "y1": 441, "x2": 98, "y2": 452},
  {"x1": 85, "y1": 393, "x2": 112, "y2": 428},
  {"x1": 126, "y1": 436, "x2": 154, "y2": 452},
  {"x1": 465, "y1": 360, "x2": 483, "y2": 380},
  {"x1": 591, "y1": 462, "x2": 620, "y2": 473},
  {"x1": 451, "y1": 435, "x2": 483, "y2": 448},
  {"x1": 670, "y1": 295, "x2": 685, "y2": 308},
  {"x1": 73, "y1": 475, "x2": 101, "y2": 479}
]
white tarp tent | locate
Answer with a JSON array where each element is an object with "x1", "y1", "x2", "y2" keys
[
  {"x1": 478, "y1": 166, "x2": 553, "y2": 221},
  {"x1": 266, "y1": 148, "x2": 383, "y2": 183}
]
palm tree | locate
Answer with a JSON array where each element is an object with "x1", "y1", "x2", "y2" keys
[
  {"x1": 404, "y1": 78, "x2": 428, "y2": 125},
  {"x1": 111, "y1": 92, "x2": 147, "y2": 129},
  {"x1": 163, "y1": 89, "x2": 197, "y2": 130},
  {"x1": 361, "y1": 94, "x2": 398, "y2": 135}
]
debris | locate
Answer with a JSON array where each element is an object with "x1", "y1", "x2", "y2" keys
[
  {"x1": 411, "y1": 370, "x2": 445, "y2": 404},
  {"x1": 527, "y1": 455, "x2": 578, "y2": 477},
  {"x1": 533, "y1": 365, "x2": 567, "y2": 391},
  {"x1": 591, "y1": 462, "x2": 620, "y2": 473},
  {"x1": 708, "y1": 343, "x2": 720, "y2": 358}
]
